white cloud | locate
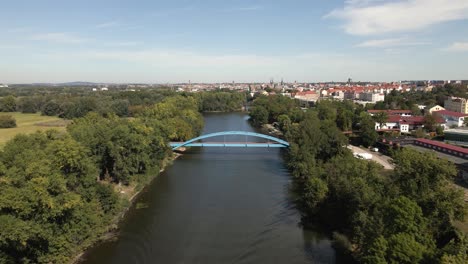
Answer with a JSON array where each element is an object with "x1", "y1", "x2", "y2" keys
[
  {"x1": 96, "y1": 21, "x2": 119, "y2": 28},
  {"x1": 445, "y1": 42, "x2": 468, "y2": 51},
  {"x1": 31, "y1": 32, "x2": 89, "y2": 43},
  {"x1": 326, "y1": 0, "x2": 468, "y2": 35},
  {"x1": 356, "y1": 37, "x2": 429, "y2": 47}
]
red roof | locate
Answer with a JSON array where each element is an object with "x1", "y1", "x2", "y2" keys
[
  {"x1": 385, "y1": 115, "x2": 445, "y2": 125},
  {"x1": 434, "y1": 110, "x2": 468, "y2": 118},
  {"x1": 368, "y1": 109, "x2": 412, "y2": 114},
  {"x1": 295, "y1": 91, "x2": 316, "y2": 96},
  {"x1": 416, "y1": 138, "x2": 468, "y2": 155}
]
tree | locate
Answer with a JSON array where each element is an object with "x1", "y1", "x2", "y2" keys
[
  {"x1": 373, "y1": 112, "x2": 388, "y2": 129},
  {"x1": 386, "y1": 233, "x2": 426, "y2": 264},
  {"x1": 336, "y1": 107, "x2": 353, "y2": 131},
  {"x1": 18, "y1": 97, "x2": 40, "y2": 113},
  {"x1": 392, "y1": 149, "x2": 466, "y2": 240},
  {"x1": 0, "y1": 95, "x2": 16, "y2": 112},
  {"x1": 250, "y1": 106, "x2": 268, "y2": 126},
  {"x1": 277, "y1": 114, "x2": 291, "y2": 132},
  {"x1": 359, "y1": 112, "x2": 378, "y2": 147},
  {"x1": 423, "y1": 113, "x2": 438, "y2": 132},
  {"x1": 436, "y1": 125, "x2": 444, "y2": 136},
  {"x1": 0, "y1": 115, "x2": 16, "y2": 128},
  {"x1": 42, "y1": 100, "x2": 62, "y2": 116}
]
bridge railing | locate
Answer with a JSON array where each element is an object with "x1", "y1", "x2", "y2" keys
[{"x1": 170, "y1": 131, "x2": 289, "y2": 150}]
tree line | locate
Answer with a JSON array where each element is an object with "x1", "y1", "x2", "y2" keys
[
  {"x1": 250, "y1": 95, "x2": 467, "y2": 263},
  {"x1": 0, "y1": 87, "x2": 247, "y2": 118}
]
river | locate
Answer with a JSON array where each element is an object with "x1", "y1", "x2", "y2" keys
[{"x1": 80, "y1": 112, "x2": 338, "y2": 264}]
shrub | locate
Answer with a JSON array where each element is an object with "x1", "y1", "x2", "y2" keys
[{"x1": 0, "y1": 115, "x2": 17, "y2": 128}]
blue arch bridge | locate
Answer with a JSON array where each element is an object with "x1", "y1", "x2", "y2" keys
[{"x1": 169, "y1": 131, "x2": 290, "y2": 150}]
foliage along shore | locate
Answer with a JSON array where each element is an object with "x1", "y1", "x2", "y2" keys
[
  {"x1": 249, "y1": 95, "x2": 468, "y2": 264},
  {"x1": 72, "y1": 152, "x2": 182, "y2": 264},
  {"x1": 0, "y1": 95, "x2": 205, "y2": 263}
]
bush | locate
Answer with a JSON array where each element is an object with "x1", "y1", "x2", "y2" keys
[{"x1": 0, "y1": 115, "x2": 16, "y2": 128}]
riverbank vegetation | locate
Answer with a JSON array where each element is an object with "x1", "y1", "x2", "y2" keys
[
  {"x1": 0, "y1": 90, "x2": 204, "y2": 263},
  {"x1": 250, "y1": 95, "x2": 467, "y2": 263},
  {"x1": 195, "y1": 91, "x2": 246, "y2": 112}
]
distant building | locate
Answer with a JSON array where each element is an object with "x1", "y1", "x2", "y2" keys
[
  {"x1": 427, "y1": 105, "x2": 445, "y2": 114},
  {"x1": 0, "y1": 84, "x2": 8, "y2": 88},
  {"x1": 367, "y1": 109, "x2": 412, "y2": 117},
  {"x1": 294, "y1": 90, "x2": 319, "y2": 102},
  {"x1": 359, "y1": 92, "x2": 385, "y2": 103},
  {"x1": 434, "y1": 110, "x2": 468, "y2": 128},
  {"x1": 444, "y1": 97, "x2": 468, "y2": 114},
  {"x1": 374, "y1": 115, "x2": 445, "y2": 133}
]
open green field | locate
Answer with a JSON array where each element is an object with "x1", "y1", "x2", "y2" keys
[{"x1": 0, "y1": 112, "x2": 70, "y2": 147}]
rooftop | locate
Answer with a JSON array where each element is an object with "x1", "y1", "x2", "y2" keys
[
  {"x1": 368, "y1": 109, "x2": 412, "y2": 114},
  {"x1": 416, "y1": 138, "x2": 468, "y2": 155},
  {"x1": 434, "y1": 110, "x2": 468, "y2": 118}
]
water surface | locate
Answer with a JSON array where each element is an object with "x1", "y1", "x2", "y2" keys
[{"x1": 81, "y1": 113, "x2": 337, "y2": 264}]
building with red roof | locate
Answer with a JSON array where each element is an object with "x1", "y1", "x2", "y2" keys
[
  {"x1": 374, "y1": 115, "x2": 445, "y2": 133},
  {"x1": 434, "y1": 110, "x2": 468, "y2": 127},
  {"x1": 367, "y1": 109, "x2": 412, "y2": 116},
  {"x1": 414, "y1": 138, "x2": 468, "y2": 159}
]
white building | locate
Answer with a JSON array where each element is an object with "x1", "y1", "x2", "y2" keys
[
  {"x1": 434, "y1": 110, "x2": 468, "y2": 128},
  {"x1": 359, "y1": 92, "x2": 385, "y2": 103},
  {"x1": 427, "y1": 105, "x2": 445, "y2": 114}
]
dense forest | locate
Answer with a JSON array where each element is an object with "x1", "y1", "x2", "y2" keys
[
  {"x1": 250, "y1": 95, "x2": 468, "y2": 263},
  {"x1": 0, "y1": 89, "x2": 210, "y2": 263},
  {"x1": 0, "y1": 86, "x2": 247, "y2": 118}
]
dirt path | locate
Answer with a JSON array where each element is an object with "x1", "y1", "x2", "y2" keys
[{"x1": 348, "y1": 145, "x2": 394, "y2": 170}]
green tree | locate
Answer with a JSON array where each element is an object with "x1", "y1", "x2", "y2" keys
[
  {"x1": 42, "y1": 100, "x2": 62, "y2": 116},
  {"x1": 392, "y1": 149, "x2": 466, "y2": 240},
  {"x1": 359, "y1": 112, "x2": 378, "y2": 147},
  {"x1": 0, "y1": 115, "x2": 16, "y2": 128},
  {"x1": 373, "y1": 112, "x2": 388, "y2": 129},
  {"x1": 423, "y1": 113, "x2": 438, "y2": 132},
  {"x1": 250, "y1": 106, "x2": 269, "y2": 126},
  {"x1": 0, "y1": 95, "x2": 17, "y2": 112},
  {"x1": 386, "y1": 233, "x2": 426, "y2": 264}
]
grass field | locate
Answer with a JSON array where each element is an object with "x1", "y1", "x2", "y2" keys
[{"x1": 0, "y1": 112, "x2": 70, "y2": 147}]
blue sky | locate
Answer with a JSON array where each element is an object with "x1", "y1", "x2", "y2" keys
[{"x1": 1, "y1": 0, "x2": 468, "y2": 83}]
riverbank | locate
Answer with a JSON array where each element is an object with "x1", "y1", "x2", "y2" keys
[{"x1": 72, "y1": 151, "x2": 183, "y2": 264}]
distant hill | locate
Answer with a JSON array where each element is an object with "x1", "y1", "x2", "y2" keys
[{"x1": 58, "y1": 81, "x2": 99, "y2": 86}]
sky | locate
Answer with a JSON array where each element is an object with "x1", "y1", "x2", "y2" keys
[{"x1": 1, "y1": 0, "x2": 468, "y2": 83}]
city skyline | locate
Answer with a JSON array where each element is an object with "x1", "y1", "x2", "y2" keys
[{"x1": 1, "y1": 0, "x2": 468, "y2": 83}]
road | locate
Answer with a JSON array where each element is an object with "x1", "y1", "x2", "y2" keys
[{"x1": 348, "y1": 145, "x2": 394, "y2": 170}]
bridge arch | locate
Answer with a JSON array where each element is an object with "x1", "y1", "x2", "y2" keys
[{"x1": 171, "y1": 131, "x2": 289, "y2": 150}]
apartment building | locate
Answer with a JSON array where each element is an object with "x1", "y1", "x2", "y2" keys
[{"x1": 444, "y1": 97, "x2": 468, "y2": 114}]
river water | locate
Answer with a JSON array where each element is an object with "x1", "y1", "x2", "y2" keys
[{"x1": 80, "y1": 113, "x2": 338, "y2": 264}]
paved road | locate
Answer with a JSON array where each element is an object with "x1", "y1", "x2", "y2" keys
[{"x1": 348, "y1": 145, "x2": 394, "y2": 170}]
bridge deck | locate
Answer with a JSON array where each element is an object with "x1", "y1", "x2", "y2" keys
[
  {"x1": 169, "y1": 142, "x2": 287, "y2": 148},
  {"x1": 170, "y1": 131, "x2": 289, "y2": 150}
]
